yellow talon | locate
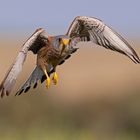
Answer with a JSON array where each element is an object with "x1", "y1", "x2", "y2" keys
[
  {"x1": 46, "y1": 77, "x2": 51, "y2": 88},
  {"x1": 44, "y1": 69, "x2": 51, "y2": 89},
  {"x1": 52, "y1": 72, "x2": 58, "y2": 85}
]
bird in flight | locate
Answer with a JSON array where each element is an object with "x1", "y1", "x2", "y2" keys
[{"x1": 0, "y1": 16, "x2": 139, "y2": 97}]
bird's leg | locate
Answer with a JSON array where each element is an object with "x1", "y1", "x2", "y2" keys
[
  {"x1": 52, "y1": 68, "x2": 58, "y2": 85},
  {"x1": 44, "y1": 69, "x2": 51, "y2": 88}
]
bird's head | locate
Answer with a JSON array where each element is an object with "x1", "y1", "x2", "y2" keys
[
  {"x1": 57, "y1": 36, "x2": 71, "y2": 54},
  {"x1": 59, "y1": 36, "x2": 70, "y2": 47},
  {"x1": 60, "y1": 37, "x2": 70, "y2": 46}
]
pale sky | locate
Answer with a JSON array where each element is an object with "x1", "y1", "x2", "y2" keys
[{"x1": 0, "y1": 0, "x2": 140, "y2": 36}]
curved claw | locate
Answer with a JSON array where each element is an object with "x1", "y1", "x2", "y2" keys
[
  {"x1": 46, "y1": 77, "x2": 51, "y2": 88},
  {"x1": 52, "y1": 72, "x2": 58, "y2": 85}
]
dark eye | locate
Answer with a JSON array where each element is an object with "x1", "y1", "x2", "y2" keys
[{"x1": 58, "y1": 38, "x2": 61, "y2": 43}]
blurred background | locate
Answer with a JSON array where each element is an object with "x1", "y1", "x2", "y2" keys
[{"x1": 0, "y1": 0, "x2": 140, "y2": 140}]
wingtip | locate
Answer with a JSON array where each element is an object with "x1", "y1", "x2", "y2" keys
[
  {"x1": 1, "y1": 90, "x2": 4, "y2": 98},
  {"x1": 127, "y1": 49, "x2": 140, "y2": 64},
  {"x1": 0, "y1": 84, "x2": 4, "y2": 98},
  {"x1": 15, "y1": 89, "x2": 24, "y2": 96},
  {"x1": 132, "y1": 55, "x2": 140, "y2": 64}
]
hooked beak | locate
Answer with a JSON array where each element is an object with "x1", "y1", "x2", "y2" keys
[
  {"x1": 61, "y1": 38, "x2": 70, "y2": 45},
  {"x1": 60, "y1": 39, "x2": 70, "y2": 55}
]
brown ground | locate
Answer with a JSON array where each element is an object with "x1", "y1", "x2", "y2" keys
[{"x1": 0, "y1": 38, "x2": 140, "y2": 140}]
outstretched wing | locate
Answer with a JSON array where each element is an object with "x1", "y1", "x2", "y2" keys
[
  {"x1": 15, "y1": 65, "x2": 54, "y2": 96},
  {"x1": 67, "y1": 16, "x2": 140, "y2": 63},
  {"x1": 0, "y1": 28, "x2": 49, "y2": 97}
]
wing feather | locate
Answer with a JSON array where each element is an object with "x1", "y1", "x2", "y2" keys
[
  {"x1": 0, "y1": 28, "x2": 49, "y2": 97},
  {"x1": 67, "y1": 16, "x2": 140, "y2": 63},
  {"x1": 15, "y1": 65, "x2": 53, "y2": 96}
]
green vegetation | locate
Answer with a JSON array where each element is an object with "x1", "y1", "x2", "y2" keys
[{"x1": 0, "y1": 90, "x2": 140, "y2": 140}]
